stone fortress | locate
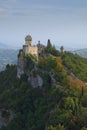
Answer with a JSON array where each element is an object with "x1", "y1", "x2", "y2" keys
[
  {"x1": 23, "y1": 35, "x2": 38, "y2": 58},
  {"x1": 18, "y1": 34, "x2": 64, "y2": 61},
  {"x1": 21, "y1": 35, "x2": 45, "y2": 59},
  {"x1": 17, "y1": 35, "x2": 44, "y2": 78},
  {"x1": 17, "y1": 34, "x2": 64, "y2": 79},
  {"x1": 17, "y1": 35, "x2": 64, "y2": 87}
]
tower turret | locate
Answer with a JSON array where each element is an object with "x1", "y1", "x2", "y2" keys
[
  {"x1": 25, "y1": 35, "x2": 32, "y2": 46},
  {"x1": 60, "y1": 45, "x2": 64, "y2": 53}
]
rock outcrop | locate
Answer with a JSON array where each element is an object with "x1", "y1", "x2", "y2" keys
[
  {"x1": 17, "y1": 58, "x2": 26, "y2": 78},
  {"x1": 28, "y1": 74, "x2": 43, "y2": 88},
  {"x1": 0, "y1": 109, "x2": 14, "y2": 128}
]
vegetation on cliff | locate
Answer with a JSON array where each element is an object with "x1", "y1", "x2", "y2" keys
[{"x1": 0, "y1": 44, "x2": 87, "y2": 130}]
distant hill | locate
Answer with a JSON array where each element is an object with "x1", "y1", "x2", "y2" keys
[
  {"x1": 72, "y1": 49, "x2": 87, "y2": 58},
  {"x1": 0, "y1": 43, "x2": 13, "y2": 49},
  {"x1": 0, "y1": 49, "x2": 18, "y2": 71},
  {"x1": 0, "y1": 43, "x2": 20, "y2": 49}
]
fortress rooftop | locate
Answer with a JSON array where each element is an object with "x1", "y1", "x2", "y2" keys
[{"x1": 25, "y1": 35, "x2": 32, "y2": 41}]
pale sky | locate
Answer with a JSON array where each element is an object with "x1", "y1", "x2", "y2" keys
[{"x1": 0, "y1": 0, "x2": 87, "y2": 49}]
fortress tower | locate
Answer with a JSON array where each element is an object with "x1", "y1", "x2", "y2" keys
[
  {"x1": 25, "y1": 35, "x2": 32, "y2": 46},
  {"x1": 17, "y1": 35, "x2": 45, "y2": 78},
  {"x1": 23, "y1": 35, "x2": 38, "y2": 59},
  {"x1": 60, "y1": 46, "x2": 64, "y2": 53}
]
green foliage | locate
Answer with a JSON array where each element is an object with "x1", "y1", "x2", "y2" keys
[
  {"x1": 56, "y1": 124, "x2": 66, "y2": 130},
  {"x1": 45, "y1": 39, "x2": 60, "y2": 56},
  {"x1": 1, "y1": 51, "x2": 87, "y2": 130},
  {"x1": 64, "y1": 97, "x2": 75, "y2": 110},
  {"x1": 38, "y1": 56, "x2": 67, "y2": 84},
  {"x1": 47, "y1": 124, "x2": 66, "y2": 130},
  {"x1": 47, "y1": 39, "x2": 53, "y2": 49},
  {"x1": 38, "y1": 56, "x2": 57, "y2": 71},
  {"x1": 81, "y1": 127, "x2": 87, "y2": 130},
  {"x1": 26, "y1": 54, "x2": 35, "y2": 71},
  {"x1": 62, "y1": 52, "x2": 87, "y2": 81}
]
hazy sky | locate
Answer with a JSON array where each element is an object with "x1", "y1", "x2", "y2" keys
[{"x1": 0, "y1": 0, "x2": 87, "y2": 49}]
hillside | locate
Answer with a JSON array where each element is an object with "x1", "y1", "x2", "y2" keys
[
  {"x1": 0, "y1": 45, "x2": 87, "y2": 130},
  {"x1": 62, "y1": 52, "x2": 87, "y2": 81}
]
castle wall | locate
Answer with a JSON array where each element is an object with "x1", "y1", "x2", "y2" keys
[
  {"x1": 28, "y1": 46, "x2": 38, "y2": 55},
  {"x1": 17, "y1": 35, "x2": 39, "y2": 78},
  {"x1": 23, "y1": 45, "x2": 29, "y2": 55},
  {"x1": 23, "y1": 45, "x2": 38, "y2": 59},
  {"x1": 37, "y1": 43, "x2": 44, "y2": 56},
  {"x1": 25, "y1": 40, "x2": 31, "y2": 46}
]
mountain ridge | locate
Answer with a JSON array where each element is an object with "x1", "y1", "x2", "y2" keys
[
  {"x1": 72, "y1": 48, "x2": 87, "y2": 57},
  {"x1": 0, "y1": 44, "x2": 87, "y2": 130},
  {"x1": 0, "y1": 43, "x2": 21, "y2": 49}
]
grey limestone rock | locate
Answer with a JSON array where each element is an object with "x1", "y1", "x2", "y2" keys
[{"x1": 28, "y1": 74, "x2": 43, "y2": 88}]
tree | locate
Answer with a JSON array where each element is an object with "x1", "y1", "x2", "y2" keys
[
  {"x1": 47, "y1": 39, "x2": 52, "y2": 49},
  {"x1": 60, "y1": 46, "x2": 64, "y2": 53},
  {"x1": 47, "y1": 124, "x2": 66, "y2": 130},
  {"x1": 64, "y1": 97, "x2": 75, "y2": 111},
  {"x1": 56, "y1": 124, "x2": 66, "y2": 130},
  {"x1": 81, "y1": 127, "x2": 87, "y2": 130},
  {"x1": 46, "y1": 39, "x2": 53, "y2": 54}
]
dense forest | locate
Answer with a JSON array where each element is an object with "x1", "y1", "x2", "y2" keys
[{"x1": 0, "y1": 42, "x2": 87, "y2": 130}]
